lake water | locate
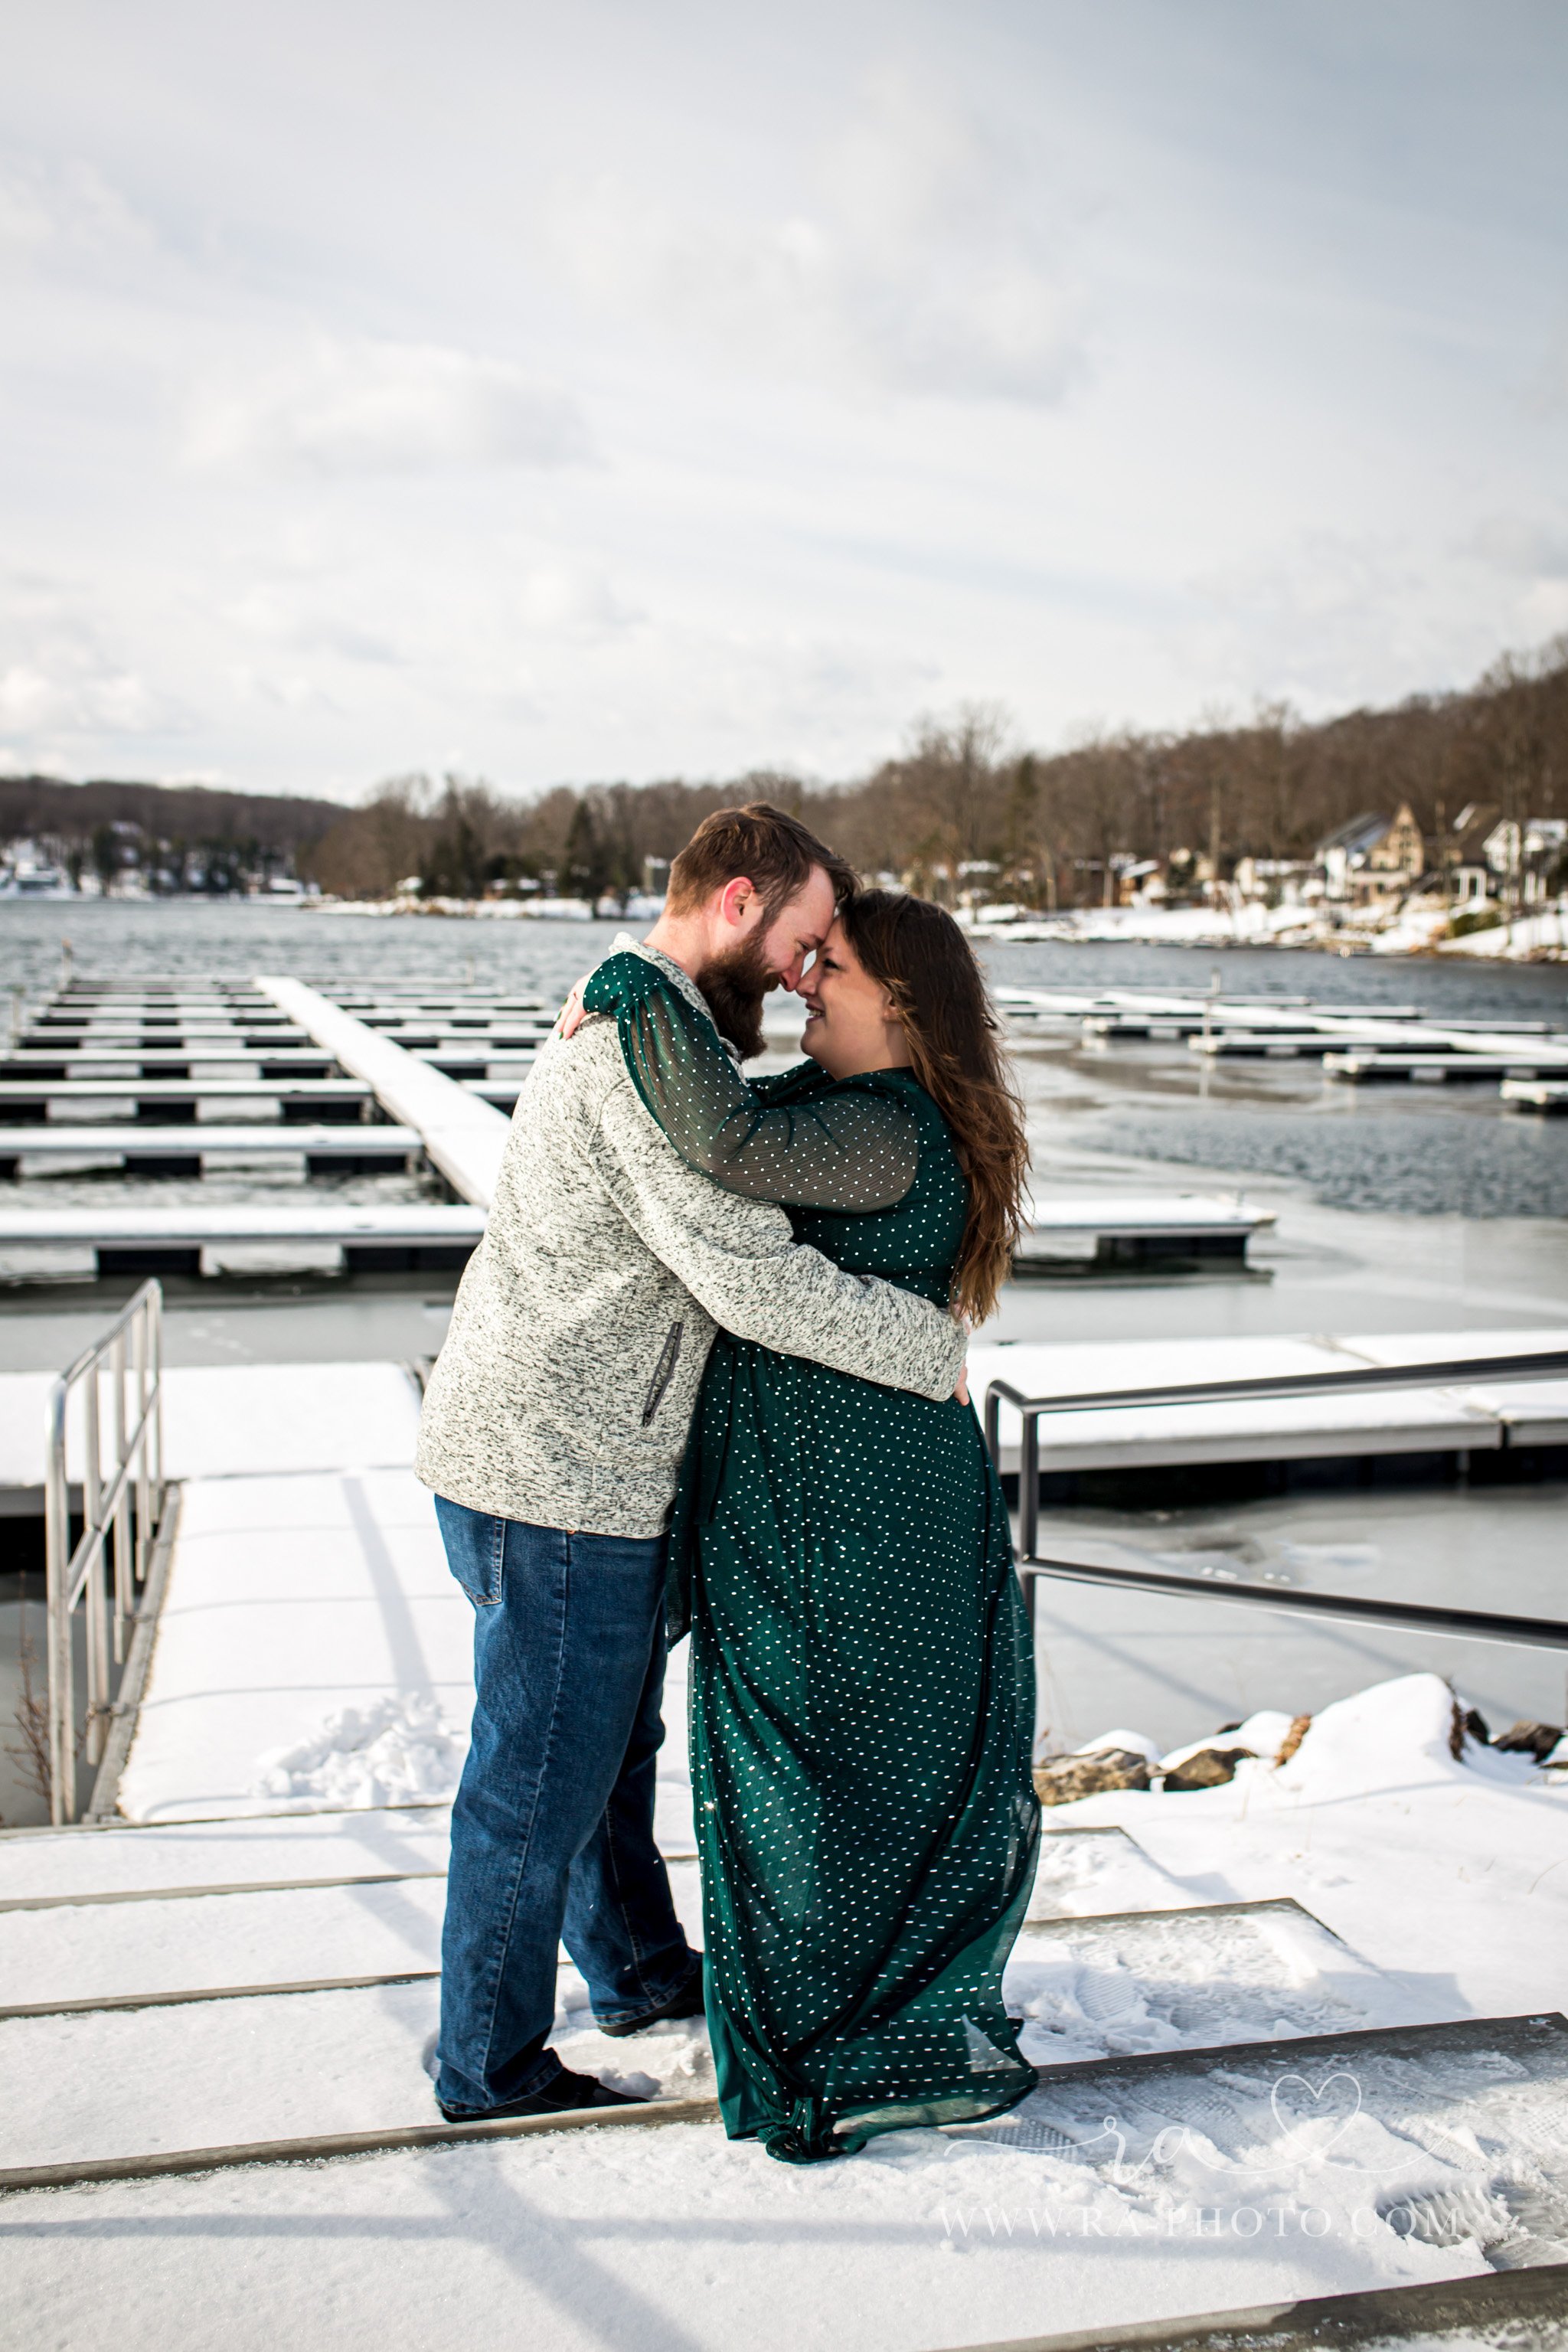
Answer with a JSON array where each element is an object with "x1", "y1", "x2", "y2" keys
[
  {"x1": 4, "y1": 900, "x2": 1568, "y2": 1218},
  {"x1": 5, "y1": 896, "x2": 1568, "y2": 1014}
]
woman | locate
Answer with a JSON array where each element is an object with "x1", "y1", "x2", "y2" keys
[{"x1": 582, "y1": 891, "x2": 1040, "y2": 2164}]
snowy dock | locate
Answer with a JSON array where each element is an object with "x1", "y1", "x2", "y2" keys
[
  {"x1": 1502, "y1": 1077, "x2": 1568, "y2": 1112},
  {"x1": 0, "y1": 1076, "x2": 374, "y2": 1118},
  {"x1": 0, "y1": 1124, "x2": 422, "y2": 1173},
  {"x1": 8, "y1": 1259, "x2": 1568, "y2": 2344},
  {"x1": 7, "y1": 1603, "x2": 1568, "y2": 2344},
  {"x1": 0, "y1": 1202, "x2": 482, "y2": 1276},
  {"x1": 1001, "y1": 983, "x2": 1568, "y2": 1103},
  {"x1": 1017, "y1": 1194, "x2": 1275, "y2": 1271},
  {"x1": 1324, "y1": 1048, "x2": 1568, "y2": 1082},
  {"x1": 0, "y1": 974, "x2": 517, "y2": 1285},
  {"x1": 974, "y1": 1325, "x2": 1568, "y2": 1475},
  {"x1": 2, "y1": 976, "x2": 521, "y2": 1196},
  {"x1": 259, "y1": 978, "x2": 511, "y2": 1207},
  {"x1": 3, "y1": 971, "x2": 1293, "y2": 1283},
  {"x1": 1, "y1": 1046, "x2": 337, "y2": 1074}
]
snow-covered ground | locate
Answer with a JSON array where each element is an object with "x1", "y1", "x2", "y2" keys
[
  {"x1": 4, "y1": 1671, "x2": 1568, "y2": 2349},
  {"x1": 8, "y1": 1355, "x2": 1568, "y2": 2346},
  {"x1": 1441, "y1": 903, "x2": 1568, "y2": 959}
]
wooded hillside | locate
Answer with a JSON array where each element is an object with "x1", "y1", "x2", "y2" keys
[
  {"x1": 10, "y1": 635, "x2": 1565, "y2": 908},
  {"x1": 303, "y1": 636, "x2": 1568, "y2": 906}
]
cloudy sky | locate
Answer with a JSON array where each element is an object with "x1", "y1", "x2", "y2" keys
[{"x1": 2, "y1": 0, "x2": 1566, "y2": 801}]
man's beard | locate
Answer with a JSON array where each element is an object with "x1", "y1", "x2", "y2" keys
[{"x1": 694, "y1": 934, "x2": 776, "y2": 1060}]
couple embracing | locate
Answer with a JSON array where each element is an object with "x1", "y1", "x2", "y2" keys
[{"x1": 416, "y1": 802, "x2": 1040, "y2": 2167}]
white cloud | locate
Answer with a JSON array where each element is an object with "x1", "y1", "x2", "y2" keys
[
  {"x1": 550, "y1": 74, "x2": 1084, "y2": 405},
  {"x1": 1519, "y1": 580, "x2": 1568, "y2": 636},
  {"x1": 185, "y1": 339, "x2": 595, "y2": 476},
  {"x1": 516, "y1": 567, "x2": 642, "y2": 639},
  {"x1": 0, "y1": 575, "x2": 176, "y2": 753},
  {"x1": 1469, "y1": 514, "x2": 1568, "y2": 580},
  {"x1": 1179, "y1": 531, "x2": 1498, "y2": 714},
  {"x1": 0, "y1": 656, "x2": 162, "y2": 737},
  {"x1": 0, "y1": 155, "x2": 152, "y2": 268}
]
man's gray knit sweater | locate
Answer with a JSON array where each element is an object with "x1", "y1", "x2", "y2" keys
[{"x1": 415, "y1": 943, "x2": 967, "y2": 1539}]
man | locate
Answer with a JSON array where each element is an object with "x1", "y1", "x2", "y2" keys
[{"x1": 416, "y1": 802, "x2": 968, "y2": 2122}]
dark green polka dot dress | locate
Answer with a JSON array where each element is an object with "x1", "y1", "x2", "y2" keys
[{"x1": 583, "y1": 952, "x2": 1040, "y2": 2164}]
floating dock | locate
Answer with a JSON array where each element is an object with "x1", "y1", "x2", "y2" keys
[
  {"x1": 1016, "y1": 1194, "x2": 1275, "y2": 1272},
  {"x1": 0, "y1": 1125, "x2": 422, "y2": 1174},
  {"x1": 1323, "y1": 1049, "x2": 1568, "y2": 1083},
  {"x1": 972, "y1": 1325, "x2": 1568, "y2": 1475},
  {"x1": 0, "y1": 1202, "x2": 484, "y2": 1276},
  {"x1": 1000, "y1": 981, "x2": 1568, "y2": 1096},
  {"x1": 1503, "y1": 1077, "x2": 1568, "y2": 1112},
  {"x1": 2, "y1": 972, "x2": 1285, "y2": 1282}
]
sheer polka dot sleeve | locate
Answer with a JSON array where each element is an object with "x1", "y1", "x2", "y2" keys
[{"x1": 582, "y1": 951, "x2": 919, "y2": 1211}]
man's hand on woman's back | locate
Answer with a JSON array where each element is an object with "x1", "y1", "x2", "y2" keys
[{"x1": 554, "y1": 975, "x2": 593, "y2": 1040}]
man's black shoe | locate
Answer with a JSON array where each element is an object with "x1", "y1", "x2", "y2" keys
[
  {"x1": 597, "y1": 1968, "x2": 707, "y2": 2038},
  {"x1": 437, "y1": 2066, "x2": 650, "y2": 2123}
]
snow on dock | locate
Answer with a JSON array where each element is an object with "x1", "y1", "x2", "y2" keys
[
  {"x1": 0, "y1": 1351, "x2": 697, "y2": 1847},
  {"x1": 0, "y1": 1075, "x2": 374, "y2": 1116},
  {"x1": 1018, "y1": 1194, "x2": 1274, "y2": 1271},
  {"x1": 0, "y1": 1806, "x2": 457, "y2": 1906},
  {"x1": 0, "y1": 1360, "x2": 462, "y2": 1821},
  {"x1": 116, "y1": 1461, "x2": 472, "y2": 1823},
  {"x1": 1001, "y1": 980, "x2": 1568, "y2": 1099},
  {"x1": 1503, "y1": 1077, "x2": 1568, "y2": 1112},
  {"x1": 1324, "y1": 1048, "x2": 1568, "y2": 1082},
  {"x1": 258, "y1": 978, "x2": 511, "y2": 1207},
  {"x1": 0, "y1": 1896, "x2": 1423, "y2": 2180},
  {"x1": 0, "y1": 1123, "x2": 422, "y2": 1168},
  {"x1": 93, "y1": 1364, "x2": 456, "y2": 1824},
  {"x1": 3, "y1": 972, "x2": 1281, "y2": 1279},
  {"x1": 975, "y1": 1325, "x2": 1568, "y2": 1472},
  {"x1": 5, "y1": 1344, "x2": 1568, "y2": 2352},
  {"x1": 2, "y1": 1046, "x2": 337, "y2": 1074},
  {"x1": 0, "y1": 1200, "x2": 483, "y2": 1276},
  {"x1": 5, "y1": 1689, "x2": 1568, "y2": 2350}
]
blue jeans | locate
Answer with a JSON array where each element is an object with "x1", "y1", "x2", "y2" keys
[{"x1": 433, "y1": 1499, "x2": 698, "y2": 2114}]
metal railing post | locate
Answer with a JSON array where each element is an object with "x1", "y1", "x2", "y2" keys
[
  {"x1": 1020, "y1": 1406, "x2": 1040, "y2": 1565},
  {"x1": 985, "y1": 1348, "x2": 1568, "y2": 1659},
  {"x1": 83, "y1": 1347, "x2": 107, "y2": 1767},
  {"x1": 133, "y1": 1303, "x2": 150, "y2": 1586},
  {"x1": 111, "y1": 1326, "x2": 129, "y2": 1664},
  {"x1": 150, "y1": 1282, "x2": 164, "y2": 1494},
  {"x1": 42, "y1": 1279, "x2": 167, "y2": 1824},
  {"x1": 44, "y1": 1384, "x2": 74, "y2": 1828}
]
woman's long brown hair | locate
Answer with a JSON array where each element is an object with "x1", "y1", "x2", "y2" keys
[{"x1": 836, "y1": 890, "x2": 1027, "y2": 1325}]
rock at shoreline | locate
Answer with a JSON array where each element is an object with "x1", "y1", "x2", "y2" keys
[
  {"x1": 1161, "y1": 1745, "x2": 1253, "y2": 1793},
  {"x1": 1275, "y1": 1714, "x2": 1312, "y2": 1764},
  {"x1": 1034, "y1": 1749, "x2": 1150, "y2": 1805},
  {"x1": 1494, "y1": 1720, "x2": 1565, "y2": 1762}
]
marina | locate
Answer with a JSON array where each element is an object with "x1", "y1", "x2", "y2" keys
[
  {"x1": 2, "y1": 913, "x2": 1568, "y2": 2350},
  {"x1": 8, "y1": 7, "x2": 1568, "y2": 2334}
]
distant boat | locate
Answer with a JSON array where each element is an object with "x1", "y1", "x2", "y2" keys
[{"x1": 0, "y1": 851, "x2": 73, "y2": 899}]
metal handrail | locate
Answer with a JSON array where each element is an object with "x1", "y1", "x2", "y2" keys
[
  {"x1": 44, "y1": 1279, "x2": 165, "y2": 1824},
  {"x1": 985, "y1": 1348, "x2": 1568, "y2": 1649}
]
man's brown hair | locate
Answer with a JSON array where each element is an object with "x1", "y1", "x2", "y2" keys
[{"x1": 665, "y1": 802, "x2": 858, "y2": 920}]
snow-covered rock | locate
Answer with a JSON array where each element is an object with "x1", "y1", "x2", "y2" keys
[
  {"x1": 1228, "y1": 1707, "x2": 1299, "y2": 1759},
  {"x1": 1073, "y1": 1726, "x2": 1162, "y2": 1764}
]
